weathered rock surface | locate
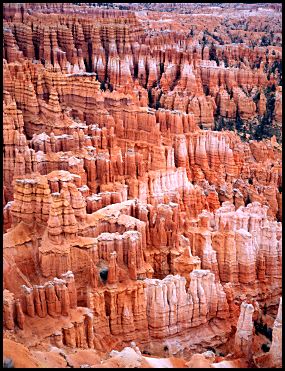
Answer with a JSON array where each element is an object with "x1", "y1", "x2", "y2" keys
[
  {"x1": 2, "y1": 2, "x2": 282, "y2": 369},
  {"x1": 145, "y1": 271, "x2": 229, "y2": 338},
  {"x1": 234, "y1": 302, "x2": 254, "y2": 359},
  {"x1": 266, "y1": 297, "x2": 282, "y2": 368}
]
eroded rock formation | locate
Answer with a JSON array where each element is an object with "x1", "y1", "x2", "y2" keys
[
  {"x1": 3, "y1": 2, "x2": 282, "y2": 369},
  {"x1": 269, "y1": 297, "x2": 282, "y2": 368},
  {"x1": 234, "y1": 302, "x2": 254, "y2": 359}
]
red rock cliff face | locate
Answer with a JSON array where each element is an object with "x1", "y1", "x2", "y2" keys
[{"x1": 3, "y1": 2, "x2": 282, "y2": 368}]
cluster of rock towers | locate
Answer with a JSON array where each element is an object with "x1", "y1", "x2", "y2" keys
[{"x1": 3, "y1": 2, "x2": 282, "y2": 368}]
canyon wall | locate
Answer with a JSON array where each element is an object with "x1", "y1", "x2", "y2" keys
[{"x1": 3, "y1": 2, "x2": 282, "y2": 369}]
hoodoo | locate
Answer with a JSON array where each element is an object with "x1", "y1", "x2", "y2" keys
[{"x1": 3, "y1": 2, "x2": 282, "y2": 369}]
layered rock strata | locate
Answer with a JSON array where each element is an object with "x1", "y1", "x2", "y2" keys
[{"x1": 2, "y1": 2, "x2": 282, "y2": 369}]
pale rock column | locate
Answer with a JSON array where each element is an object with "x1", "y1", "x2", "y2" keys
[
  {"x1": 107, "y1": 251, "x2": 118, "y2": 284},
  {"x1": 234, "y1": 302, "x2": 254, "y2": 359},
  {"x1": 269, "y1": 297, "x2": 282, "y2": 368}
]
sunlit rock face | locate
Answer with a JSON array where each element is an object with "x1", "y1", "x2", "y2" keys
[{"x1": 3, "y1": 2, "x2": 282, "y2": 369}]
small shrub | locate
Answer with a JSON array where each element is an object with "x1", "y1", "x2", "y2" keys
[
  {"x1": 206, "y1": 347, "x2": 216, "y2": 354},
  {"x1": 142, "y1": 350, "x2": 151, "y2": 355},
  {"x1": 100, "y1": 268, "x2": 108, "y2": 281},
  {"x1": 3, "y1": 358, "x2": 14, "y2": 368},
  {"x1": 261, "y1": 343, "x2": 270, "y2": 353},
  {"x1": 266, "y1": 328, "x2": 273, "y2": 341},
  {"x1": 245, "y1": 195, "x2": 251, "y2": 206},
  {"x1": 254, "y1": 320, "x2": 273, "y2": 340}
]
